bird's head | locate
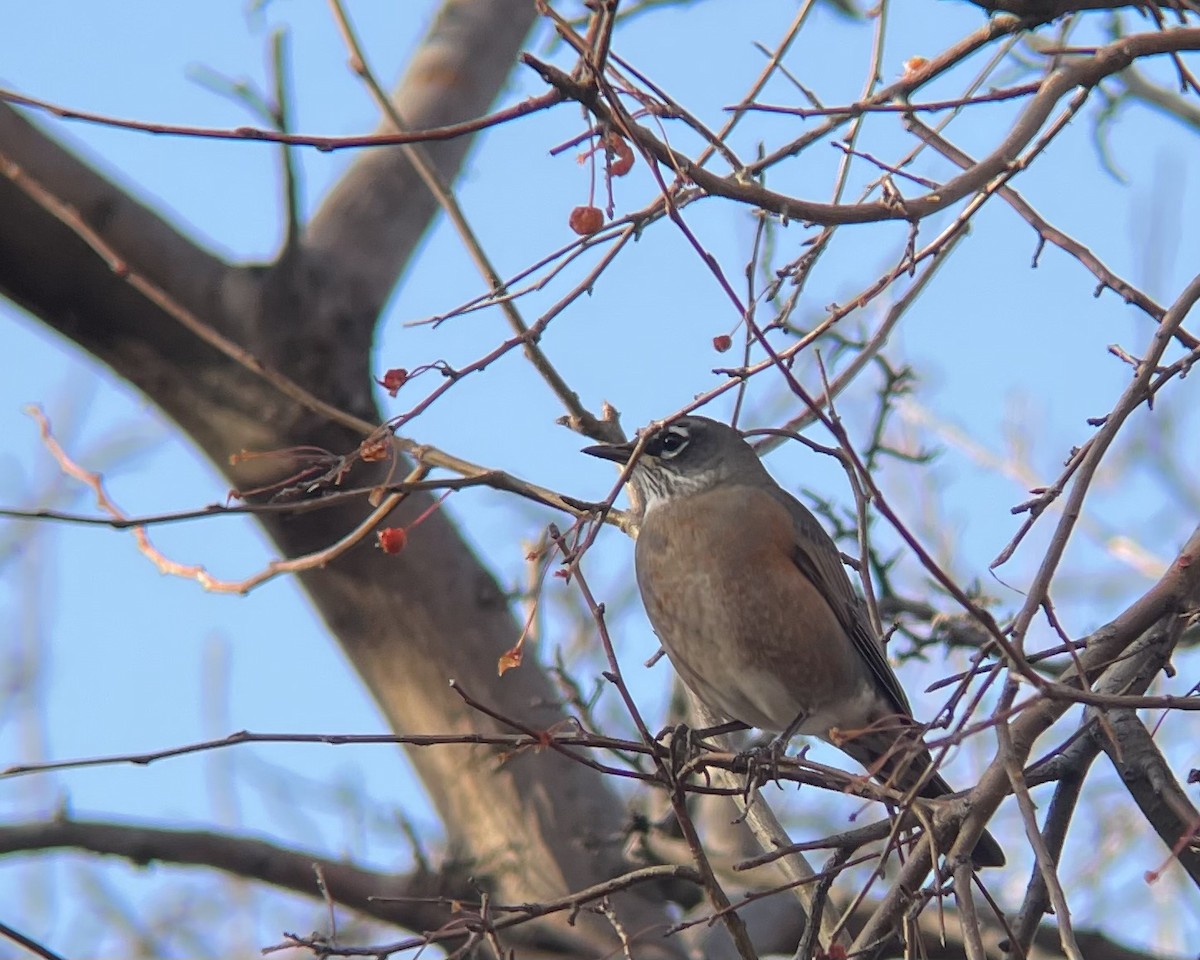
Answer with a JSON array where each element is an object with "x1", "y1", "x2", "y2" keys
[{"x1": 582, "y1": 415, "x2": 766, "y2": 513}]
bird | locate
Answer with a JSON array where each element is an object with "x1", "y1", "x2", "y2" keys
[{"x1": 583, "y1": 415, "x2": 1005, "y2": 868}]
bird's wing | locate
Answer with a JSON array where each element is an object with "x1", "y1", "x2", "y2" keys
[{"x1": 770, "y1": 487, "x2": 913, "y2": 717}]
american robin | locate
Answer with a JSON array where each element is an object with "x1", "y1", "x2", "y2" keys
[{"x1": 583, "y1": 415, "x2": 1005, "y2": 868}]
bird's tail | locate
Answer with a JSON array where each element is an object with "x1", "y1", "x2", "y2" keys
[
  {"x1": 839, "y1": 727, "x2": 1006, "y2": 868},
  {"x1": 917, "y1": 768, "x2": 1006, "y2": 868}
]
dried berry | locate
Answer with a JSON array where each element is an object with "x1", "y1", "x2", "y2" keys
[
  {"x1": 568, "y1": 205, "x2": 604, "y2": 236},
  {"x1": 605, "y1": 133, "x2": 634, "y2": 176},
  {"x1": 376, "y1": 368, "x2": 408, "y2": 397}
]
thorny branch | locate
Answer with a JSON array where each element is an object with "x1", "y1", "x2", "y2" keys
[{"x1": 6, "y1": 2, "x2": 1200, "y2": 957}]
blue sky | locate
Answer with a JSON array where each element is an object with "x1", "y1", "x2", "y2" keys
[{"x1": 2, "y1": 2, "x2": 1199, "y2": 956}]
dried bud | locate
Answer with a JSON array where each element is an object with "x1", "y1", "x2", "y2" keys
[
  {"x1": 360, "y1": 438, "x2": 389, "y2": 462},
  {"x1": 497, "y1": 646, "x2": 523, "y2": 675}
]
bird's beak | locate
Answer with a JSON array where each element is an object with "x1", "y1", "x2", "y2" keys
[{"x1": 581, "y1": 439, "x2": 637, "y2": 464}]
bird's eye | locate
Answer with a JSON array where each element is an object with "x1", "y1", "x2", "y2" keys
[{"x1": 657, "y1": 428, "x2": 690, "y2": 459}]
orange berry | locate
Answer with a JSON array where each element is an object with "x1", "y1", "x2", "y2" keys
[
  {"x1": 377, "y1": 527, "x2": 407, "y2": 554},
  {"x1": 605, "y1": 133, "x2": 634, "y2": 176},
  {"x1": 568, "y1": 205, "x2": 604, "y2": 235}
]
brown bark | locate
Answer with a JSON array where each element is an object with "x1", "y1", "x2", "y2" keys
[{"x1": 0, "y1": 2, "x2": 678, "y2": 955}]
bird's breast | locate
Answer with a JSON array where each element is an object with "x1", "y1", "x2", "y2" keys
[{"x1": 634, "y1": 485, "x2": 876, "y2": 734}]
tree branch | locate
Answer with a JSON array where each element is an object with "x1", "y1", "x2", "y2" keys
[
  {"x1": 0, "y1": 2, "x2": 681, "y2": 954},
  {"x1": 855, "y1": 523, "x2": 1200, "y2": 951},
  {"x1": 1091, "y1": 709, "x2": 1200, "y2": 884},
  {"x1": 304, "y1": 0, "x2": 540, "y2": 317},
  {"x1": 0, "y1": 818, "x2": 461, "y2": 931},
  {"x1": 3, "y1": 815, "x2": 1172, "y2": 960},
  {"x1": 523, "y1": 27, "x2": 1200, "y2": 227}
]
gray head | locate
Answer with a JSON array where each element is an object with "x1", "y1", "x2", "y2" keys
[{"x1": 582, "y1": 416, "x2": 769, "y2": 513}]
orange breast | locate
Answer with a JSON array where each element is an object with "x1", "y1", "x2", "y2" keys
[{"x1": 634, "y1": 484, "x2": 875, "y2": 733}]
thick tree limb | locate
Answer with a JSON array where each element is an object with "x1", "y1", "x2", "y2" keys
[
  {"x1": 854, "y1": 524, "x2": 1200, "y2": 952},
  {"x1": 0, "y1": 818, "x2": 461, "y2": 931},
  {"x1": 305, "y1": 0, "x2": 539, "y2": 317},
  {"x1": 0, "y1": 816, "x2": 1174, "y2": 960},
  {"x1": 0, "y1": 2, "x2": 682, "y2": 955},
  {"x1": 963, "y1": 0, "x2": 1197, "y2": 17},
  {"x1": 1091, "y1": 709, "x2": 1200, "y2": 884},
  {"x1": 0, "y1": 818, "x2": 695, "y2": 957}
]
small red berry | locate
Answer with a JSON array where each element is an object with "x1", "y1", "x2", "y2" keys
[
  {"x1": 712, "y1": 334, "x2": 733, "y2": 353},
  {"x1": 376, "y1": 368, "x2": 408, "y2": 397},
  {"x1": 377, "y1": 527, "x2": 407, "y2": 554},
  {"x1": 568, "y1": 205, "x2": 604, "y2": 236}
]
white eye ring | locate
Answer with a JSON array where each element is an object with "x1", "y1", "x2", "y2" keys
[{"x1": 659, "y1": 428, "x2": 690, "y2": 459}]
